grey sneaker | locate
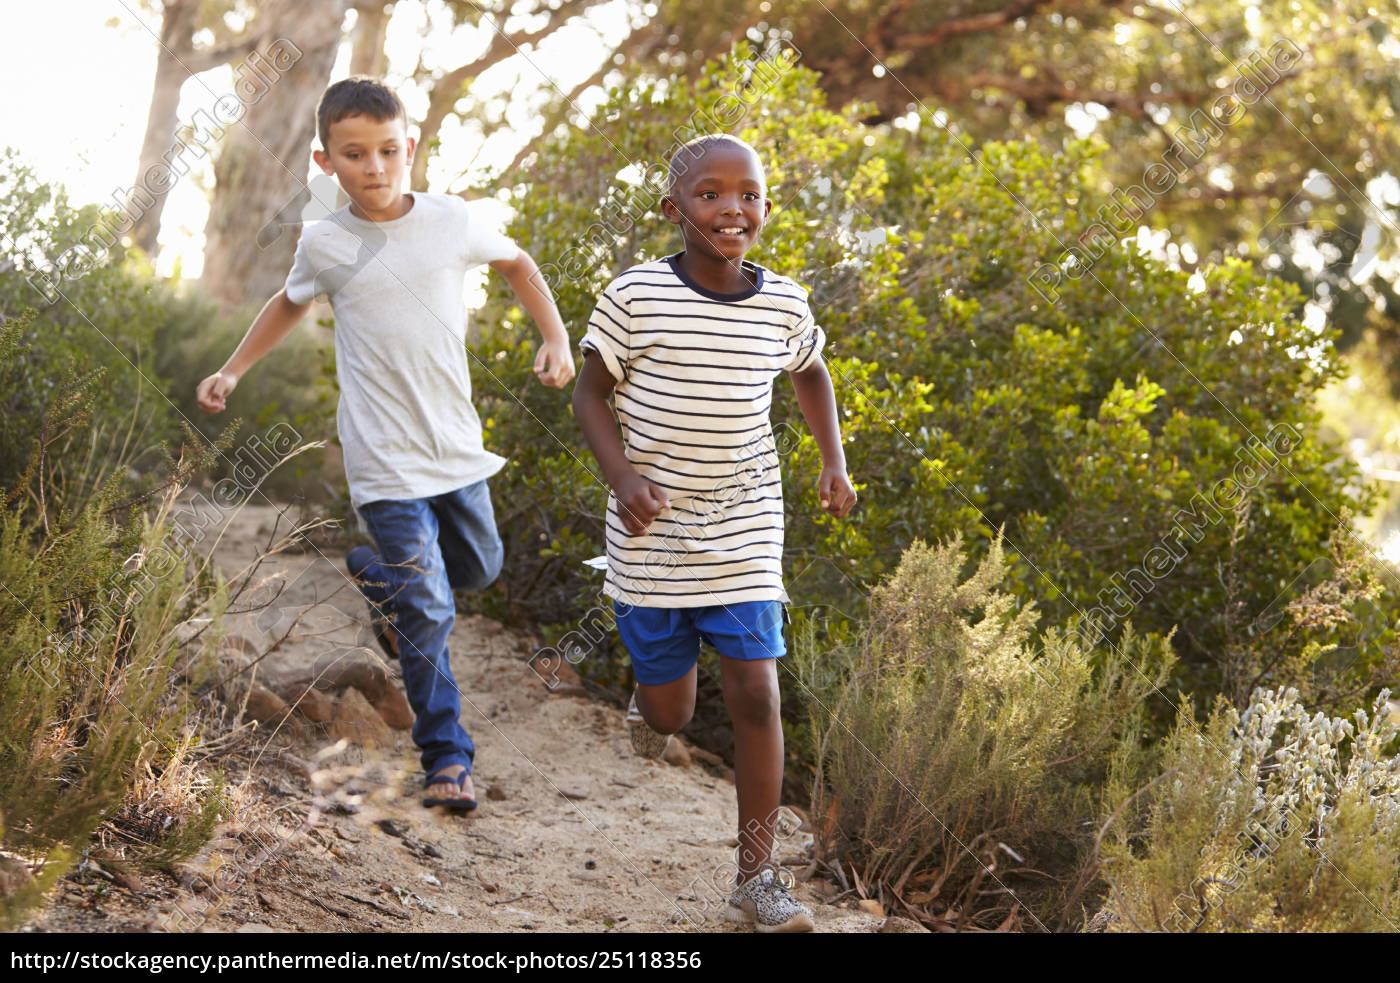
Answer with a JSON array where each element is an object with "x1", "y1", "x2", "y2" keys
[
  {"x1": 726, "y1": 868, "x2": 815, "y2": 933},
  {"x1": 626, "y1": 689, "x2": 672, "y2": 760}
]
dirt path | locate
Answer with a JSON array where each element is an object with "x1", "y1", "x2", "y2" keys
[{"x1": 25, "y1": 500, "x2": 884, "y2": 934}]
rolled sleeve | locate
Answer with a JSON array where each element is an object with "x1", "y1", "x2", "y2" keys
[
  {"x1": 581, "y1": 281, "x2": 631, "y2": 381},
  {"x1": 282, "y1": 232, "x2": 318, "y2": 305},
  {"x1": 782, "y1": 304, "x2": 826, "y2": 372}
]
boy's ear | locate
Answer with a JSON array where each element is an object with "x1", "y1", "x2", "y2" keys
[
  {"x1": 404, "y1": 135, "x2": 417, "y2": 165},
  {"x1": 660, "y1": 195, "x2": 682, "y2": 226},
  {"x1": 312, "y1": 148, "x2": 334, "y2": 175}
]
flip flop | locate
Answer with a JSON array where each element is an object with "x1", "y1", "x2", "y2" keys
[{"x1": 422, "y1": 767, "x2": 478, "y2": 812}]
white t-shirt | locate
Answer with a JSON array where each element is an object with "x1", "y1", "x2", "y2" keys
[
  {"x1": 580, "y1": 255, "x2": 825, "y2": 608},
  {"x1": 282, "y1": 191, "x2": 519, "y2": 509}
]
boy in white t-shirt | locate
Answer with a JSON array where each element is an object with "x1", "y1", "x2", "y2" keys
[{"x1": 196, "y1": 77, "x2": 574, "y2": 811}]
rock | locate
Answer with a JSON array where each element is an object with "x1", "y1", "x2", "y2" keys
[
  {"x1": 236, "y1": 922, "x2": 278, "y2": 933},
  {"x1": 485, "y1": 785, "x2": 508, "y2": 801},
  {"x1": 662, "y1": 739, "x2": 691, "y2": 768},
  {"x1": 856, "y1": 899, "x2": 885, "y2": 917},
  {"x1": 371, "y1": 688, "x2": 414, "y2": 730},
  {"x1": 287, "y1": 686, "x2": 334, "y2": 723},
  {"x1": 880, "y1": 915, "x2": 930, "y2": 933},
  {"x1": 558, "y1": 787, "x2": 589, "y2": 801},
  {"x1": 376, "y1": 819, "x2": 407, "y2": 838},
  {"x1": 244, "y1": 683, "x2": 289, "y2": 725},
  {"x1": 112, "y1": 870, "x2": 144, "y2": 894},
  {"x1": 325, "y1": 687, "x2": 394, "y2": 747},
  {"x1": 526, "y1": 651, "x2": 583, "y2": 690},
  {"x1": 266, "y1": 649, "x2": 414, "y2": 730}
]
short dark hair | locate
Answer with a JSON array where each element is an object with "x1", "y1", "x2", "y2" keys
[
  {"x1": 316, "y1": 76, "x2": 407, "y2": 148},
  {"x1": 667, "y1": 134, "x2": 762, "y2": 193}
]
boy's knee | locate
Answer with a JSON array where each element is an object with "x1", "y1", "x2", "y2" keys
[
  {"x1": 725, "y1": 667, "x2": 780, "y2": 728},
  {"x1": 477, "y1": 542, "x2": 504, "y2": 589},
  {"x1": 447, "y1": 540, "x2": 503, "y2": 592},
  {"x1": 644, "y1": 702, "x2": 694, "y2": 736},
  {"x1": 637, "y1": 685, "x2": 695, "y2": 735}
]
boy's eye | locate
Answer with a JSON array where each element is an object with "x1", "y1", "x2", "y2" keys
[
  {"x1": 744, "y1": 192, "x2": 759, "y2": 200},
  {"x1": 700, "y1": 191, "x2": 717, "y2": 199}
]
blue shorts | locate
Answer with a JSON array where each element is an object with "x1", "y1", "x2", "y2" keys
[{"x1": 613, "y1": 600, "x2": 787, "y2": 686}]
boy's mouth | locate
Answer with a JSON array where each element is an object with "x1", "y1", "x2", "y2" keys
[{"x1": 713, "y1": 226, "x2": 748, "y2": 238}]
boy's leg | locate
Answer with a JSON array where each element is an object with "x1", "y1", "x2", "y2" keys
[
  {"x1": 697, "y1": 601, "x2": 787, "y2": 876},
  {"x1": 346, "y1": 545, "x2": 400, "y2": 658},
  {"x1": 357, "y1": 496, "x2": 475, "y2": 802},
  {"x1": 701, "y1": 600, "x2": 811, "y2": 932},
  {"x1": 634, "y1": 663, "x2": 699, "y2": 736},
  {"x1": 717, "y1": 657, "x2": 782, "y2": 882},
  {"x1": 433, "y1": 479, "x2": 505, "y2": 592},
  {"x1": 614, "y1": 602, "x2": 699, "y2": 736}
]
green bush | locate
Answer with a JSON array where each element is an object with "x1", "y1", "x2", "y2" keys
[
  {"x1": 796, "y1": 533, "x2": 1173, "y2": 930},
  {"x1": 0, "y1": 156, "x2": 246, "y2": 924},
  {"x1": 470, "y1": 46, "x2": 1395, "y2": 721},
  {"x1": 0, "y1": 148, "x2": 180, "y2": 494},
  {"x1": 149, "y1": 289, "x2": 339, "y2": 506},
  {"x1": 0, "y1": 146, "x2": 337, "y2": 507},
  {"x1": 1099, "y1": 685, "x2": 1400, "y2": 932},
  {"x1": 0, "y1": 308, "x2": 232, "y2": 927}
]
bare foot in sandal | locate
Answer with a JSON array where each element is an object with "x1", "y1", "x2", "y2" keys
[{"x1": 423, "y1": 764, "x2": 476, "y2": 810}]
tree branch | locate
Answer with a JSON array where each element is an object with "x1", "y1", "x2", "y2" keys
[{"x1": 966, "y1": 71, "x2": 1206, "y2": 119}]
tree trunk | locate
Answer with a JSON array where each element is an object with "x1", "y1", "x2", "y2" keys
[
  {"x1": 201, "y1": 0, "x2": 349, "y2": 310},
  {"x1": 128, "y1": 0, "x2": 201, "y2": 256},
  {"x1": 349, "y1": 1, "x2": 395, "y2": 76}
]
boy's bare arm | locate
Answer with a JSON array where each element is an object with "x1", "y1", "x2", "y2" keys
[
  {"x1": 572, "y1": 352, "x2": 668, "y2": 535},
  {"x1": 489, "y1": 250, "x2": 576, "y2": 389},
  {"x1": 789, "y1": 358, "x2": 857, "y2": 518},
  {"x1": 196, "y1": 290, "x2": 310, "y2": 414}
]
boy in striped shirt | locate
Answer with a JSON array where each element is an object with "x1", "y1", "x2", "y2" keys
[{"x1": 572, "y1": 134, "x2": 856, "y2": 932}]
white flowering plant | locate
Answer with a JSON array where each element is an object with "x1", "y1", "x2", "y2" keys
[{"x1": 1099, "y1": 685, "x2": 1400, "y2": 932}]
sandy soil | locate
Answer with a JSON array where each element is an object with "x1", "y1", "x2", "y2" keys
[{"x1": 22, "y1": 499, "x2": 889, "y2": 935}]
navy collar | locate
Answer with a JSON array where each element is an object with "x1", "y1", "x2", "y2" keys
[{"x1": 666, "y1": 252, "x2": 764, "y2": 301}]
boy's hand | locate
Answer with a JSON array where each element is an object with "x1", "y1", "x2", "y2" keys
[
  {"x1": 534, "y1": 338, "x2": 576, "y2": 388},
  {"x1": 615, "y1": 470, "x2": 669, "y2": 536},
  {"x1": 196, "y1": 371, "x2": 238, "y2": 414},
  {"x1": 818, "y1": 465, "x2": 857, "y2": 519}
]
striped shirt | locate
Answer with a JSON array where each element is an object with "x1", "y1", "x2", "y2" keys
[{"x1": 580, "y1": 254, "x2": 825, "y2": 608}]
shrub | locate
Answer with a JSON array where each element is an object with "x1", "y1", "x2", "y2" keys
[
  {"x1": 0, "y1": 146, "x2": 337, "y2": 507},
  {"x1": 797, "y1": 533, "x2": 1174, "y2": 930},
  {"x1": 149, "y1": 290, "x2": 339, "y2": 506},
  {"x1": 0, "y1": 306, "x2": 233, "y2": 926},
  {"x1": 1098, "y1": 686, "x2": 1400, "y2": 932},
  {"x1": 0, "y1": 165, "x2": 244, "y2": 923},
  {"x1": 0, "y1": 148, "x2": 179, "y2": 492}
]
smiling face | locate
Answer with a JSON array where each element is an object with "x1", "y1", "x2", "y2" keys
[
  {"x1": 661, "y1": 139, "x2": 772, "y2": 264},
  {"x1": 313, "y1": 113, "x2": 415, "y2": 217}
]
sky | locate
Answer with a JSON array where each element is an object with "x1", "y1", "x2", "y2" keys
[{"x1": 0, "y1": 0, "x2": 632, "y2": 278}]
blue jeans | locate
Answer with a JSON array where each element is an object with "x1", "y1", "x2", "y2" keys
[{"x1": 353, "y1": 479, "x2": 504, "y2": 777}]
